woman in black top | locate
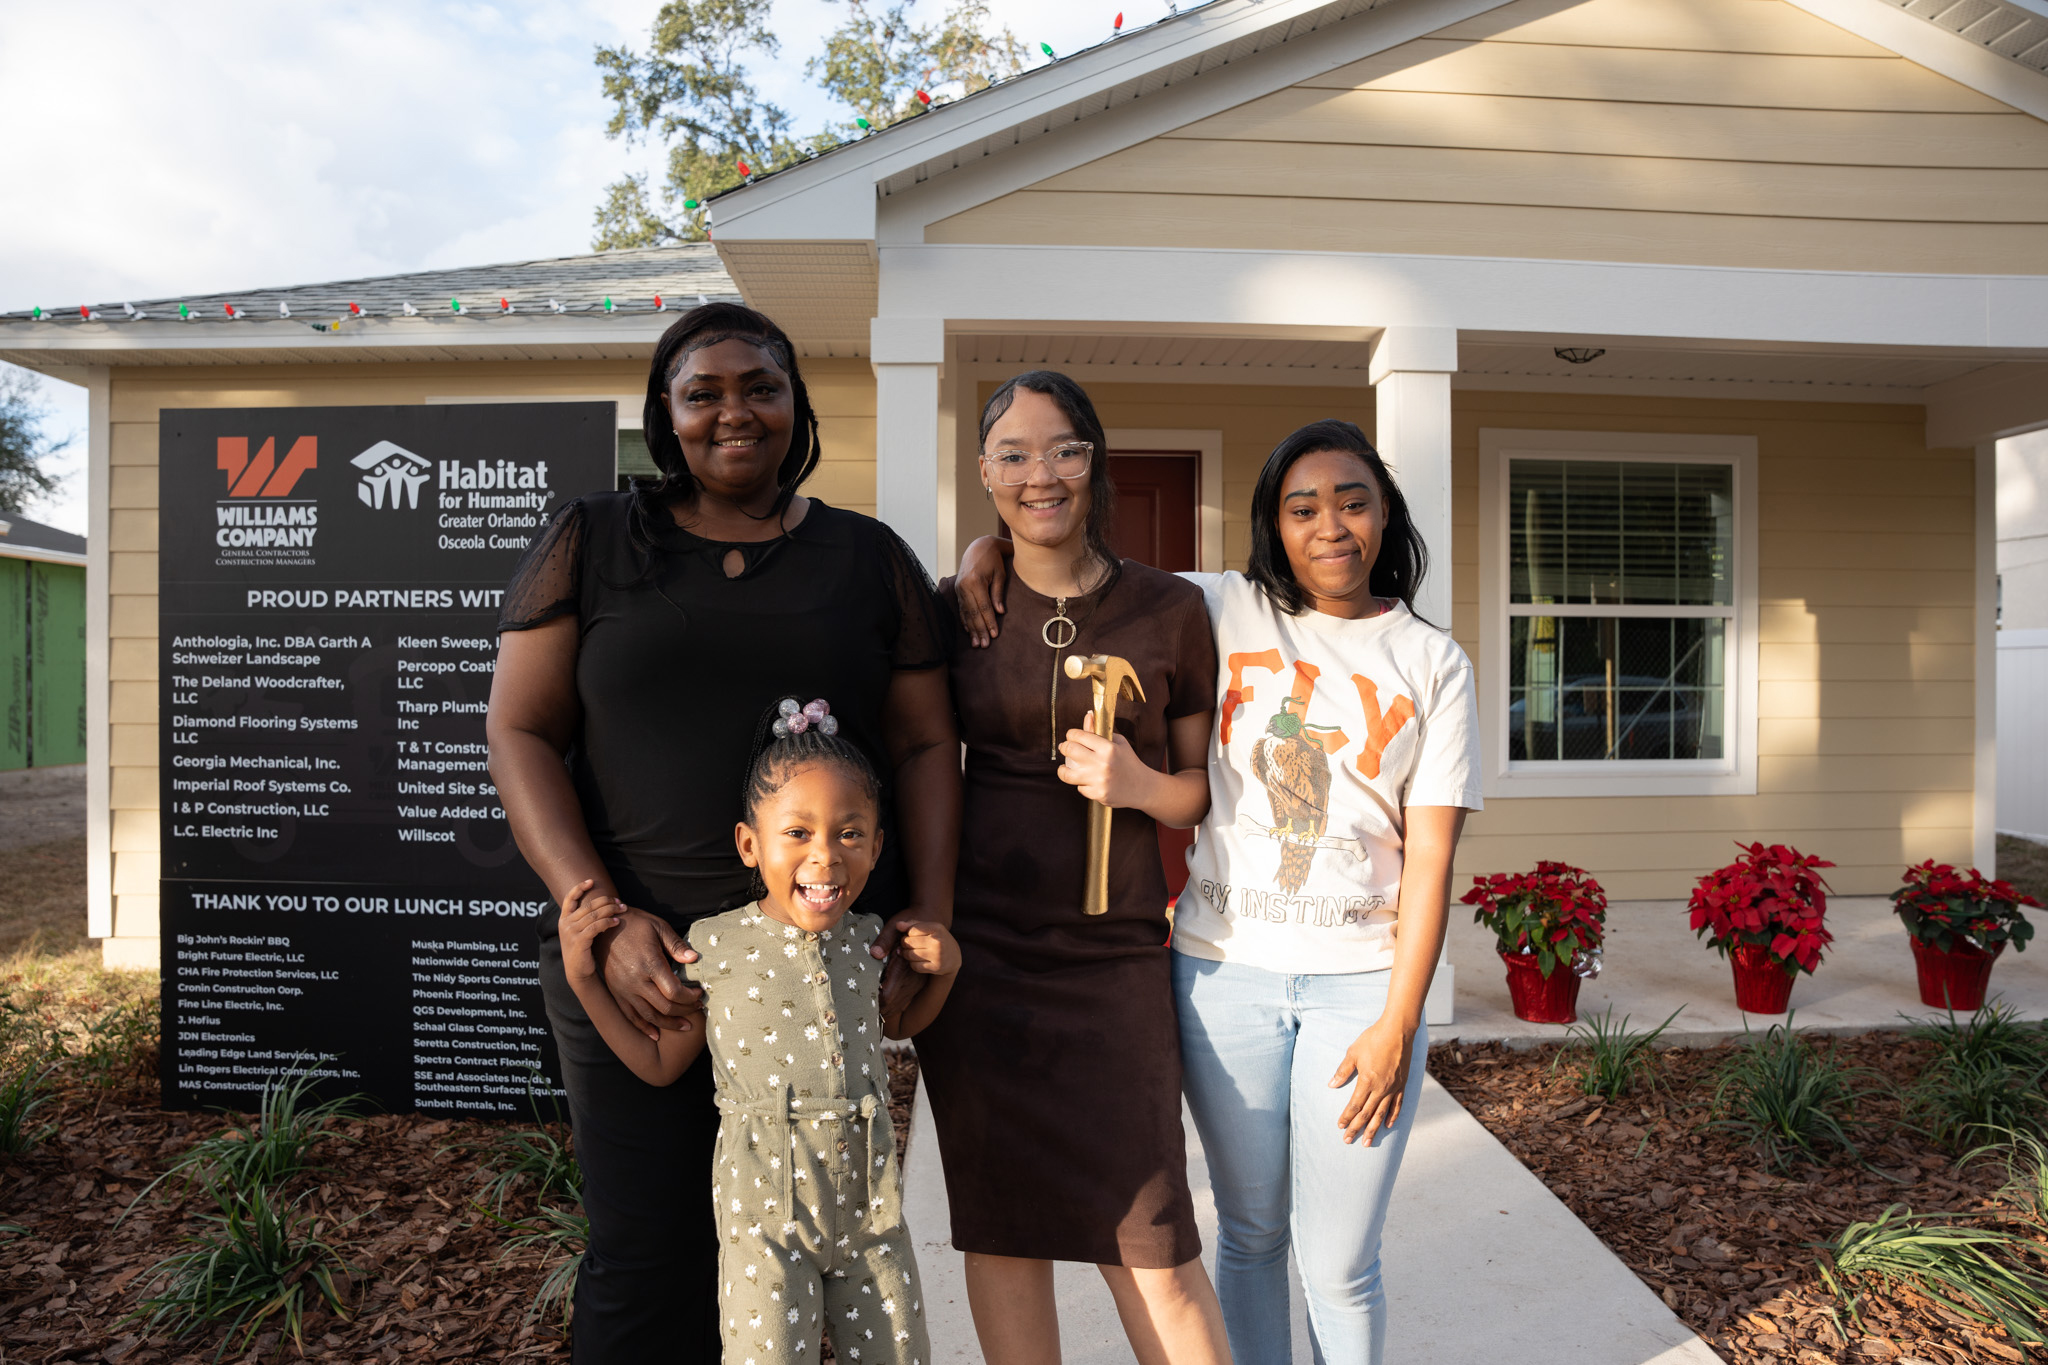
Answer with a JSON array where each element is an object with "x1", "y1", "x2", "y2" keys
[{"x1": 488, "y1": 302, "x2": 959, "y2": 1362}]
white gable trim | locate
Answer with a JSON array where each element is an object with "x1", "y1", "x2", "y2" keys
[
  {"x1": 712, "y1": 0, "x2": 1521, "y2": 243},
  {"x1": 874, "y1": 0, "x2": 1521, "y2": 242},
  {"x1": 1783, "y1": 0, "x2": 2048, "y2": 121}
]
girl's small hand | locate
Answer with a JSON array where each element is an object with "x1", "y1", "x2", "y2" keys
[
  {"x1": 558, "y1": 880, "x2": 622, "y2": 981},
  {"x1": 1056, "y1": 712, "x2": 1152, "y2": 808},
  {"x1": 894, "y1": 920, "x2": 960, "y2": 977},
  {"x1": 1330, "y1": 1017, "x2": 1414, "y2": 1146}
]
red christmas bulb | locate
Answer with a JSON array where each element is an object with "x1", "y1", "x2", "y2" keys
[
  {"x1": 915, "y1": 89, "x2": 931, "y2": 105},
  {"x1": 1114, "y1": 12, "x2": 1124, "y2": 29},
  {"x1": 654, "y1": 294, "x2": 665, "y2": 311},
  {"x1": 78, "y1": 304, "x2": 89, "y2": 319},
  {"x1": 348, "y1": 301, "x2": 363, "y2": 316},
  {"x1": 737, "y1": 159, "x2": 751, "y2": 176}
]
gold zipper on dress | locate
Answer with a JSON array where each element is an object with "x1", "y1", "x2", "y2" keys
[{"x1": 1043, "y1": 595, "x2": 1076, "y2": 761}]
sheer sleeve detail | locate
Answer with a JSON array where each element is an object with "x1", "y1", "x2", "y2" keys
[
  {"x1": 498, "y1": 498, "x2": 587, "y2": 632},
  {"x1": 877, "y1": 522, "x2": 948, "y2": 670}
]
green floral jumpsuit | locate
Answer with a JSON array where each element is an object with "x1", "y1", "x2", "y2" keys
[{"x1": 684, "y1": 906, "x2": 927, "y2": 1365}]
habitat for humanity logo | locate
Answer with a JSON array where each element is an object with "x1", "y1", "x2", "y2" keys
[
  {"x1": 353, "y1": 440, "x2": 432, "y2": 510},
  {"x1": 214, "y1": 437, "x2": 318, "y2": 565}
]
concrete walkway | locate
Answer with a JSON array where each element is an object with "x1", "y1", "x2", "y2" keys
[
  {"x1": 901, "y1": 1071, "x2": 1717, "y2": 1365},
  {"x1": 1443, "y1": 894, "x2": 2048, "y2": 1047}
]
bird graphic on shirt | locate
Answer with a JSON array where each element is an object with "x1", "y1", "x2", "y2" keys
[{"x1": 1253, "y1": 700, "x2": 1332, "y2": 895}]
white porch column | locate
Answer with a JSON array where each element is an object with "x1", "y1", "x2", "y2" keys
[
  {"x1": 1977, "y1": 440, "x2": 1998, "y2": 873},
  {"x1": 1370, "y1": 327, "x2": 1458, "y2": 1026},
  {"x1": 1369, "y1": 327, "x2": 1457, "y2": 632},
  {"x1": 871, "y1": 317, "x2": 946, "y2": 573}
]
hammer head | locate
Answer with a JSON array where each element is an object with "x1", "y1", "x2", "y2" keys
[{"x1": 1064, "y1": 652, "x2": 1146, "y2": 703}]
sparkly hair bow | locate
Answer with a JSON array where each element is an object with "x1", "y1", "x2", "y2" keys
[{"x1": 773, "y1": 697, "x2": 838, "y2": 738}]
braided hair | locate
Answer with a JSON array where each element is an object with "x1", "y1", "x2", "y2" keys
[{"x1": 741, "y1": 697, "x2": 882, "y2": 826}]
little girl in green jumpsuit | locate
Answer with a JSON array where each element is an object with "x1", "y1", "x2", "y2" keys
[{"x1": 559, "y1": 697, "x2": 961, "y2": 1364}]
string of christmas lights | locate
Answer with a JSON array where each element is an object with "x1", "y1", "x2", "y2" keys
[{"x1": 23, "y1": 292, "x2": 717, "y2": 331}]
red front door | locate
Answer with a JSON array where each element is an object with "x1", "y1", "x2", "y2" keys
[{"x1": 1107, "y1": 453, "x2": 1201, "y2": 902}]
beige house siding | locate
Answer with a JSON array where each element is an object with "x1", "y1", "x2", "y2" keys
[
  {"x1": 927, "y1": 0, "x2": 2048, "y2": 273},
  {"x1": 98, "y1": 359, "x2": 877, "y2": 957},
  {"x1": 1052, "y1": 381, "x2": 1969, "y2": 899}
]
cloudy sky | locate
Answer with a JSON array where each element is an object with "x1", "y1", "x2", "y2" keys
[{"x1": 1, "y1": 0, "x2": 1155, "y2": 533}]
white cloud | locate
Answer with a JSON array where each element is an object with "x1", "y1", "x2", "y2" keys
[{"x1": 0, "y1": 0, "x2": 1173, "y2": 538}]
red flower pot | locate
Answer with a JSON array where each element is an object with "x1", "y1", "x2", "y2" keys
[
  {"x1": 1500, "y1": 951, "x2": 1581, "y2": 1024},
  {"x1": 1909, "y1": 936, "x2": 2005, "y2": 1011},
  {"x1": 1730, "y1": 941, "x2": 1795, "y2": 1015}
]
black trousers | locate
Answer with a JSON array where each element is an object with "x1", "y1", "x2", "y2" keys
[{"x1": 541, "y1": 932, "x2": 721, "y2": 1363}]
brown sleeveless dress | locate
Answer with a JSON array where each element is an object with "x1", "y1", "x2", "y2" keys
[{"x1": 914, "y1": 561, "x2": 1217, "y2": 1266}]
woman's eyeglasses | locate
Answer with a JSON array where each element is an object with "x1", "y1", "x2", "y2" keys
[{"x1": 982, "y1": 442, "x2": 1094, "y2": 484}]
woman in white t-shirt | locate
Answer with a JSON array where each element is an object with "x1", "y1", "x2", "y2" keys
[{"x1": 955, "y1": 417, "x2": 1481, "y2": 1364}]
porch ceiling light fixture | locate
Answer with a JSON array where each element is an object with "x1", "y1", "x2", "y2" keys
[{"x1": 1554, "y1": 347, "x2": 1606, "y2": 365}]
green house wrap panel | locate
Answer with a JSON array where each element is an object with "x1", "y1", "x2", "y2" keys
[
  {"x1": 30, "y1": 562, "x2": 86, "y2": 767},
  {"x1": 0, "y1": 557, "x2": 24, "y2": 771},
  {"x1": 617, "y1": 429, "x2": 656, "y2": 481}
]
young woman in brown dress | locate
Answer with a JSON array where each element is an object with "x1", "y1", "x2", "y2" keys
[{"x1": 913, "y1": 371, "x2": 1231, "y2": 1364}]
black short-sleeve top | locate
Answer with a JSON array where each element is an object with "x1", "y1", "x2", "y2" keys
[{"x1": 498, "y1": 492, "x2": 945, "y2": 927}]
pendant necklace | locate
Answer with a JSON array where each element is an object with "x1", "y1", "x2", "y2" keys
[{"x1": 1039, "y1": 560, "x2": 1114, "y2": 761}]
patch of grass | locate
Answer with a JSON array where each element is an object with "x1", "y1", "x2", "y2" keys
[
  {"x1": 1712, "y1": 1017, "x2": 1871, "y2": 1171},
  {"x1": 73, "y1": 993, "x2": 161, "y2": 1087},
  {"x1": 1818, "y1": 1202, "x2": 2048, "y2": 1347},
  {"x1": 0, "y1": 1056, "x2": 57, "y2": 1156},
  {"x1": 0, "y1": 837, "x2": 88, "y2": 960},
  {"x1": 1910, "y1": 1001, "x2": 2048, "y2": 1073},
  {"x1": 130, "y1": 1181, "x2": 352, "y2": 1360},
  {"x1": 459, "y1": 1070, "x2": 580, "y2": 1212},
  {"x1": 1997, "y1": 834, "x2": 2048, "y2": 909},
  {"x1": 1554, "y1": 1005, "x2": 1682, "y2": 1101},
  {"x1": 132, "y1": 1062, "x2": 360, "y2": 1214},
  {"x1": 1906, "y1": 1005, "x2": 2048, "y2": 1150},
  {"x1": 495, "y1": 1197, "x2": 588, "y2": 1325},
  {"x1": 1, "y1": 941, "x2": 160, "y2": 1069}
]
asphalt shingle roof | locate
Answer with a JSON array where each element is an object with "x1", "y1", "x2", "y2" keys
[
  {"x1": 1, "y1": 244, "x2": 739, "y2": 328},
  {"x1": 0, "y1": 512, "x2": 86, "y2": 558}
]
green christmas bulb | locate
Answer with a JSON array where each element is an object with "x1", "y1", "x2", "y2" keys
[
  {"x1": 30, "y1": 306, "x2": 41, "y2": 320},
  {"x1": 450, "y1": 297, "x2": 463, "y2": 313},
  {"x1": 1040, "y1": 41, "x2": 1054, "y2": 57},
  {"x1": 856, "y1": 117, "x2": 871, "y2": 130},
  {"x1": 683, "y1": 198, "x2": 701, "y2": 210},
  {"x1": 603, "y1": 297, "x2": 615, "y2": 313},
  {"x1": 178, "y1": 304, "x2": 190, "y2": 319}
]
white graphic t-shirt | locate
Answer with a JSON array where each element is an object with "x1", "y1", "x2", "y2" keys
[{"x1": 1173, "y1": 572, "x2": 1482, "y2": 974}]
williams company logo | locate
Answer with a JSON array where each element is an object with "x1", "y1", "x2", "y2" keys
[
  {"x1": 214, "y1": 437, "x2": 318, "y2": 565},
  {"x1": 353, "y1": 440, "x2": 432, "y2": 510}
]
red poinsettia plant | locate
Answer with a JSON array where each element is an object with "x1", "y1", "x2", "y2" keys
[
  {"x1": 1688, "y1": 841, "x2": 1835, "y2": 976},
  {"x1": 1462, "y1": 861, "x2": 1607, "y2": 980},
  {"x1": 1892, "y1": 860, "x2": 2038, "y2": 955}
]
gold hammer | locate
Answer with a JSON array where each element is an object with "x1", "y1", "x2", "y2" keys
[{"x1": 1064, "y1": 652, "x2": 1145, "y2": 916}]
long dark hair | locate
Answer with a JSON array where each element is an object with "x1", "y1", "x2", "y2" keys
[
  {"x1": 640, "y1": 302, "x2": 821, "y2": 520},
  {"x1": 1246, "y1": 418, "x2": 1430, "y2": 621},
  {"x1": 978, "y1": 369, "x2": 1118, "y2": 577}
]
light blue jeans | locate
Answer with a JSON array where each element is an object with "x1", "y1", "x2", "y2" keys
[{"x1": 1173, "y1": 951, "x2": 1426, "y2": 1365}]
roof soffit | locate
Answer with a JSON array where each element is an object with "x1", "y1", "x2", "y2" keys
[
  {"x1": 1783, "y1": 0, "x2": 2048, "y2": 117},
  {"x1": 710, "y1": 0, "x2": 1523, "y2": 243}
]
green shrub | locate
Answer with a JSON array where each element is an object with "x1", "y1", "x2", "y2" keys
[
  {"x1": 1906, "y1": 1006, "x2": 2048, "y2": 1151},
  {"x1": 72, "y1": 994, "x2": 160, "y2": 1088},
  {"x1": 495, "y1": 1195, "x2": 588, "y2": 1324},
  {"x1": 1554, "y1": 1005, "x2": 1682, "y2": 1101},
  {"x1": 130, "y1": 1182, "x2": 351, "y2": 1359},
  {"x1": 1712, "y1": 1017, "x2": 1869, "y2": 1171},
  {"x1": 1819, "y1": 1203, "x2": 2048, "y2": 1347},
  {"x1": 1910, "y1": 1002, "x2": 2048, "y2": 1073},
  {"x1": 0, "y1": 1059, "x2": 57, "y2": 1156}
]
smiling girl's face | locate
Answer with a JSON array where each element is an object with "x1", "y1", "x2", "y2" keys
[
  {"x1": 981, "y1": 386, "x2": 1093, "y2": 554},
  {"x1": 662, "y1": 337, "x2": 795, "y2": 503},
  {"x1": 735, "y1": 761, "x2": 883, "y2": 935},
  {"x1": 1276, "y1": 448, "x2": 1387, "y2": 613}
]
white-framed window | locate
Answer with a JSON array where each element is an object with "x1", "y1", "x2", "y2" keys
[{"x1": 1478, "y1": 429, "x2": 1759, "y2": 798}]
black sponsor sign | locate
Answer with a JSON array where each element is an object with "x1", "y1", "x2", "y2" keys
[{"x1": 158, "y1": 404, "x2": 613, "y2": 1116}]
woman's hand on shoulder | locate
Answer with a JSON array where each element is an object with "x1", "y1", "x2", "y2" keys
[
  {"x1": 955, "y1": 535, "x2": 1012, "y2": 647},
  {"x1": 600, "y1": 907, "x2": 703, "y2": 1041}
]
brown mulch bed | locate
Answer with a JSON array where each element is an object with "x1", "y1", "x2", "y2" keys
[
  {"x1": 1432, "y1": 1034, "x2": 2037, "y2": 1365},
  {"x1": 0, "y1": 1053, "x2": 921, "y2": 1362}
]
